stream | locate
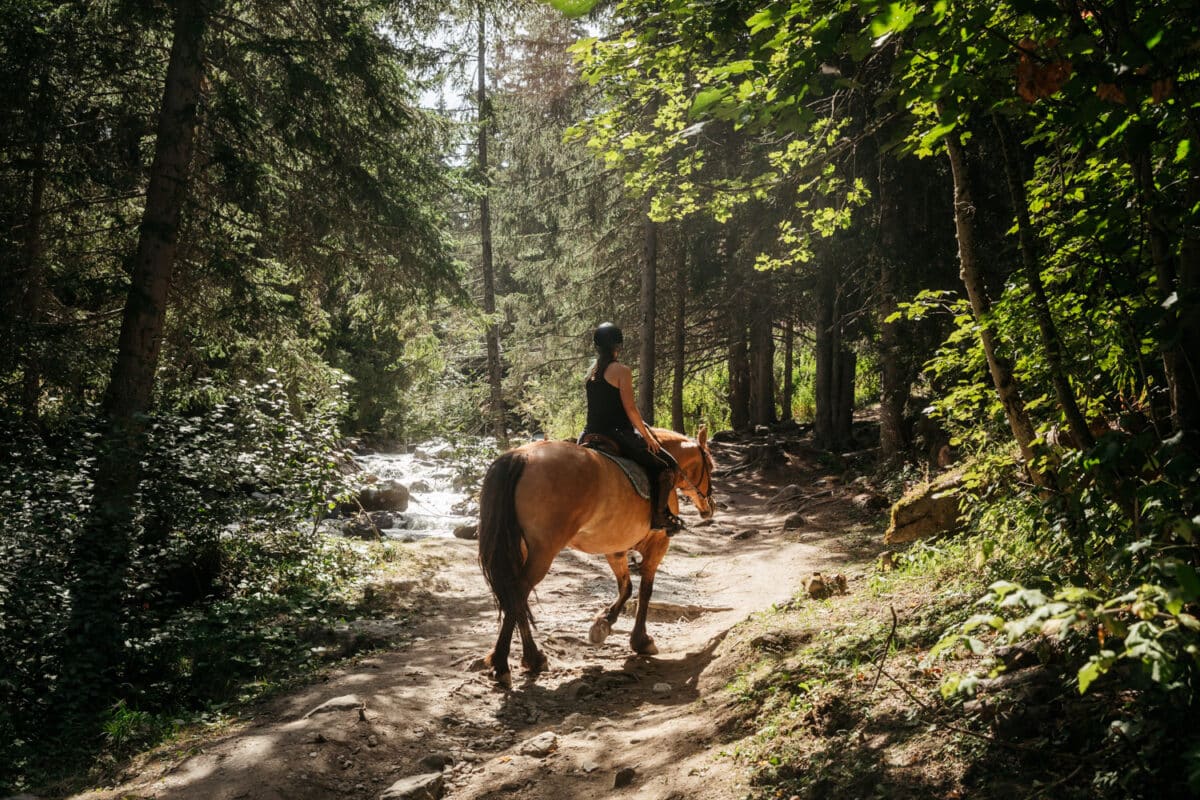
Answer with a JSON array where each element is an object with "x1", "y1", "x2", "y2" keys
[{"x1": 354, "y1": 439, "x2": 484, "y2": 540}]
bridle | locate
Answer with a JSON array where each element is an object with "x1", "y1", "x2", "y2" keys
[{"x1": 679, "y1": 445, "x2": 714, "y2": 507}]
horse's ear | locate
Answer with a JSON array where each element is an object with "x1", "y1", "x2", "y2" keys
[{"x1": 697, "y1": 424, "x2": 708, "y2": 447}]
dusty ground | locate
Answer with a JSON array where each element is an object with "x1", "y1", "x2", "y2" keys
[{"x1": 75, "y1": 437, "x2": 885, "y2": 800}]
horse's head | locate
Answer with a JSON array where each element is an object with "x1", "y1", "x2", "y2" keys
[{"x1": 660, "y1": 424, "x2": 716, "y2": 520}]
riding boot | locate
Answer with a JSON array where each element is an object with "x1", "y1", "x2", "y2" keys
[{"x1": 650, "y1": 468, "x2": 684, "y2": 535}]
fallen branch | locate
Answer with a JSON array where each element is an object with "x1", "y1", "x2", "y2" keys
[{"x1": 870, "y1": 605, "x2": 899, "y2": 693}]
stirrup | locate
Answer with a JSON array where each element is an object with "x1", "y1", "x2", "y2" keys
[{"x1": 653, "y1": 510, "x2": 685, "y2": 536}]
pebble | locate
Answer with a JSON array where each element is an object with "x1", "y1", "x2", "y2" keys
[
  {"x1": 303, "y1": 694, "x2": 362, "y2": 719},
  {"x1": 518, "y1": 731, "x2": 558, "y2": 757},
  {"x1": 379, "y1": 772, "x2": 444, "y2": 800},
  {"x1": 652, "y1": 682, "x2": 672, "y2": 694},
  {"x1": 419, "y1": 752, "x2": 455, "y2": 771},
  {"x1": 613, "y1": 767, "x2": 637, "y2": 788}
]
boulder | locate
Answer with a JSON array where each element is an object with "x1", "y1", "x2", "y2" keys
[
  {"x1": 342, "y1": 511, "x2": 393, "y2": 539},
  {"x1": 453, "y1": 524, "x2": 478, "y2": 540},
  {"x1": 379, "y1": 773, "x2": 444, "y2": 800},
  {"x1": 768, "y1": 484, "x2": 804, "y2": 506},
  {"x1": 884, "y1": 471, "x2": 964, "y2": 545},
  {"x1": 783, "y1": 512, "x2": 806, "y2": 529},
  {"x1": 359, "y1": 479, "x2": 410, "y2": 512}
]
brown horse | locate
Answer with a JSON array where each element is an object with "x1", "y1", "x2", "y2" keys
[{"x1": 477, "y1": 426, "x2": 716, "y2": 686}]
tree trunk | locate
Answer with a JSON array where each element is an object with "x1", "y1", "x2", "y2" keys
[
  {"x1": 834, "y1": 347, "x2": 856, "y2": 446},
  {"x1": 19, "y1": 136, "x2": 48, "y2": 424},
  {"x1": 671, "y1": 244, "x2": 686, "y2": 433},
  {"x1": 725, "y1": 241, "x2": 749, "y2": 431},
  {"x1": 944, "y1": 126, "x2": 1047, "y2": 484},
  {"x1": 878, "y1": 186, "x2": 909, "y2": 460},
  {"x1": 639, "y1": 206, "x2": 658, "y2": 424},
  {"x1": 878, "y1": 258, "x2": 907, "y2": 459},
  {"x1": 994, "y1": 115, "x2": 1093, "y2": 449},
  {"x1": 477, "y1": 4, "x2": 504, "y2": 442},
  {"x1": 68, "y1": 0, "x2": 213, "y2": 702},
  {"x1": 749, "y1": 305, "x2": 775, "y2": 426},
  {"x1": 813, "y1": 262, "x2": 836, "y2": 448},
  {"x1": 781, "y1": 317, "x2": 794, "y2": 422}
]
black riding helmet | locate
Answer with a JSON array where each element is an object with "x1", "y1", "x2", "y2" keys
[{"x1": 593, "y1": 322, "x2": 623, "y2": 351}]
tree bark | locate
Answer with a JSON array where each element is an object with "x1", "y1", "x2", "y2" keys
[
  {"x1": 813, "y1": 262, "x2": 836, "y2": 448},
  {"x1": 477, "y1": 4, "x2": 504, "y2": 442},
  {"x1": 639, "y1": 205, "x2": 658, "y2": 424},
  {"x1": 878, "y1": 257, "x2": 907, "y2": 459},
  {"x1": 834, "y1": 347, "x2": 856, "y2": 446},
  {"x1": 671, "y1": 243, "x2": 686, "y2": 433},
  {"x1": 69, "y1": 0, "x2": 213, "y2": 701},
  {"x1": 19, "y1": 135, "x2": 48, "y2": 424},
  {"x1": 725, "y1": 239, "x2": 750, "y2": 431},
  {"x1": 781, "y1": 317, "x2": 794, "y2": 423},
  {"x1": 749, "y1": 304, "x2": 775, "y2": 426},
  {"x1": 944, "y1": 126, "x2": 1047, "y2": 484},
  {"x1": 878, "y1": 183, "x2": 909, "y2": 460},
  {"x1": 994, "y1": 114, "x2": 1093, "y2": 449}
]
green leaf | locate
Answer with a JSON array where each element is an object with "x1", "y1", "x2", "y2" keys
[
  {"x1": 870, "y1": 3, "x2": 918, "y2": 38},
  {"x1": 544, "y1": 0, "x2": 599, "y2": 17},
  {"x1": 690, "y1": 88, "x2": 727, "y2": 117},
  {"x1": 1077, "y1": 659, "x2": 1105, "y2": 693}
]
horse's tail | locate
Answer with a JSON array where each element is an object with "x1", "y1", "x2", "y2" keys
[{"x1": 477, "y1": 449, "x2": 532, "y2": 626}]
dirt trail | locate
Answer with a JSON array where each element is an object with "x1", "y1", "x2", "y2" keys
[{"x1": 79, "y1": 440, "x2": 881, "y2": 800}]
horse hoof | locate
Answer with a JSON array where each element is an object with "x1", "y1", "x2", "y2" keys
[
  {"x1": 522, "y1": 652, "x2": 548, "y2": 673},
  {"x1": 634, "y1": 639, "x2": 659, "y2": 655},
  {"x1": 588, "y1": 619, "x2": 612, "y2": 644},
  {"x1": 494, "y1": 670, "x2": 512, "y2": 688}
]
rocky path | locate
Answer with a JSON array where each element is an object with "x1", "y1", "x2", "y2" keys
[{"x1": 77, "y1": 441, "x2": 880, "y2": 800}]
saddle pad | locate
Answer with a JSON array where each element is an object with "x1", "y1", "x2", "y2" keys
[{"x1": 591, "y1": 448, "x2": 651, "y2": 500}]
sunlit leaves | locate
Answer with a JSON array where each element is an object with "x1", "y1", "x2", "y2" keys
[{"x1": 542, "y1": 0, "x2": 599, "y2": 17}]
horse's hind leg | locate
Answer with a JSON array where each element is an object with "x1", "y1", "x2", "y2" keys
[
  {"x1": 590, "y1": 551, "x2": 632, "y2": 644},
  {"x1": 515, "y1": 549, "x2": 555, "y2": 675},
  {"x1": 518, "y1": 617, "x2": 548, "y2": 673},
  {"x1": 485, "y1": 613, "x2": 518, "y2": 687},
  {"x1": 630, "y1": 533, "x2": 671, "y2": 655}
]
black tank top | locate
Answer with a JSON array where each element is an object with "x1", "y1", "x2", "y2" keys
[{"x1": 585, "y1": 374, "x2": 632, "y2": 433}]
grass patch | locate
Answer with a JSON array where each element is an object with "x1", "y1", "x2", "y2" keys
[{"x1": 716, "y1": 524, "x2": 1197, "y2": 800}]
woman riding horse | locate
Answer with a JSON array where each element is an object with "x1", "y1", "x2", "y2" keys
[
  {"x1": 476, "y1": 329, "x2": 716, "y2": 686},
  {"x1": 579, "y1": 322, "x2": 684, "y2": 534}
]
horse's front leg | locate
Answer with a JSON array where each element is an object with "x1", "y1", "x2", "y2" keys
[
  {"x1": 630, "y1": 533, "x2": 670, "y2": 655},
  {"x1": 590, "y1": 551, "x2": 633, "y2": 644}
]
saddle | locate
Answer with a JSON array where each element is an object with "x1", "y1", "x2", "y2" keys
[{"x1": 578, "y1": 434, "x2": 651, "y2": 500}]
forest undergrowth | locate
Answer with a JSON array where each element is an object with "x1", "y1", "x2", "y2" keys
[
  {"x1": 721, "y1": 443, "x2": 1200, "y2": 800},
  {"x1": 0, "y1": 382, "x2": 440, "y2": 794}
]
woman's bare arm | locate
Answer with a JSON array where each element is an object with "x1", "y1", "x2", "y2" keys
[{"x1": 609, "y1": 363, "x2": 661, "y2": 452}]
